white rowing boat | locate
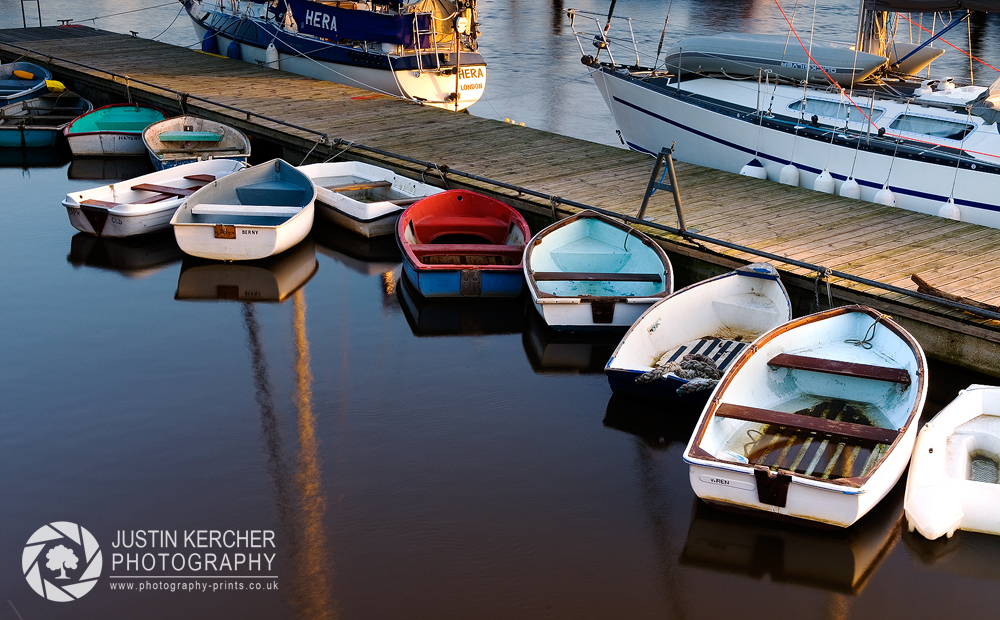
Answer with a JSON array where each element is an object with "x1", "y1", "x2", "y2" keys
[
  {"x1": 905, "y1": 384, "x2": 1000, "y2": 540},
  {"x1": 298, "y1": 161, "x2": 442, "y2": 238},
  {"x1": 171, "y1": 159, "x2": 316, "y2": 261},
  {"x1": 684, "y1": 305, "x2": 927, "y2": 528},
  {"x1": 62, "y1": 159, "x2": 247, "y2": 238}
]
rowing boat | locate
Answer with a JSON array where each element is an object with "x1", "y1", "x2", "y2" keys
[{"x1": 143, "y1": 115, "x2": 250, "y2": 170}]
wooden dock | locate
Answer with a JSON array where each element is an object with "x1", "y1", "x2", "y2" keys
[{"x1": 2, "y1": 26, "x2": 999, "y2": 374}]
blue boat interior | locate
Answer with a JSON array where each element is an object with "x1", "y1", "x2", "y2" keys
[
  {"x1": 531, "y1": 217, "x2": 667, "y2": 297},
  {"x1": 182, "y1": 161, "x2": 311, "y2": 226},
  {"x1": 0, "y1": 62, "x2": 50, "y2": 100}
]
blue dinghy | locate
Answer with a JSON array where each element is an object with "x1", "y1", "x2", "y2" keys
[
  {"x1": 0, "y1": 91, "x2": 92, "y2": 148},
  {"x1": 605, "y1": 263, "x2": 791, "y2": 405},
  {"x1": 524, "y1": 210, "x2": 673, "y2": 331},
  {"x1": 0, "y1": 61, "x2": 52, "y2": 105}
]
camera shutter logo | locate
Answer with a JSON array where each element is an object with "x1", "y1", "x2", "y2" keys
[{"x1": 23, "y1": 522, "x2": 102, "y2": 602}]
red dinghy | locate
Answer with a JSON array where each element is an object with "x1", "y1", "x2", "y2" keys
[{"x1": 397, "y1": 190, "x2": 530, "y2": 298}]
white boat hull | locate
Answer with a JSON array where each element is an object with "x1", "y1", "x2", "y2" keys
[
  {"x1": 592, "y1": 67, "x2": 1000, "y2": 228},
  {"x1": 684, "y1": 306, "x2": 927, "y2": 528},
  {"x1": 532, "y1": 297, "x2": 658, "y2": 331},
  {"x1": 67, "y1": 132, "x2": 147, "y2": 156},
  {"x1": 905, "y1": 385, "x2": 1000, "y2": 540},
  {"x1": 299, "y1": 161, "x2": 443, "y2": 237},
  {"x1": 62, "y1": 159, "x2": 247, "y2": 238}
]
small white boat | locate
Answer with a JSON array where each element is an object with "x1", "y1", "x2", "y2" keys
[
  {"x1": 524, "y1": 210, "x2": 673, "y2": 331},
  {"x1": 298, "y1": 161, "x2": 442, "y2": 238},
  {"x1": 62, "y1": 159, "x2": 247, "y2": 238},
  {"x1": 684, "y1": 305, "x2": 927, "y2": 528},
  {"x1": 171, "y1": 158, "x2": 316, "y2": 261},
  {"x1": 905, "y1": 385, "x2": 1000, "y2": 540},
  {"x1": 143, "y1": 115, "x2": 250, "y2": 170},
  {"x1": 606, "y1": 263, "x2": 791, "y2": 404}
]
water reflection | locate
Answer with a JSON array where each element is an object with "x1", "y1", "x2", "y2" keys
[
  {"x1": 312, "y1": 222, "x2": 401, "y2": 276},
  {"x1": 681, "y1": 486, "x2": 904, "y2": 595},
  {"x1": 522, "y1": 311, "x2": 621, "y2": 374},
  {"x1": 0, "y1": 144, "x2": 70, "y2": 168},
  {"x1": 174, "y1": 239, "x2": 318, "y2": 302},
  {"x1": 67, "y1": 231, "x2": 184, "y2": 278},
  {"x1": 903, "y1": 528, "x2": 1000, "y2": 582},
  {"x1": 67, "y1": 156, "x2": 154, "y2": 181},
  {"x1": 603, "y1": 394, "x2": 699, "y2": 450},
  {"x1": 398, "y1": 274, "x2": 526, "y2": 336}
]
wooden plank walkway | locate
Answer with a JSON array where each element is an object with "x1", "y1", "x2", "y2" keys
[{"x1": 3, "y1": 26, "x2": 1000, "y2": 373}]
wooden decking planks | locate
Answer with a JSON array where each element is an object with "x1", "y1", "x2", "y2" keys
[{"x1": 3, "y1": 26, "x2": 1000, "y2": 352}]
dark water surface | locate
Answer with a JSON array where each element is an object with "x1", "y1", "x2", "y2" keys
[{"x1": 3, "y1": 1, "x2": 1000, "y2": 619}]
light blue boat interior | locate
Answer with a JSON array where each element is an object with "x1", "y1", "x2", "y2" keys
[
  {"x1": 66, "y1": 105, "x2": 165, "y2": 135},
  {"x1": 531, "y1": 216, "x2": 667, "y2": 297},
  {"x1": 180, "y1": 159, "x2": 312, "y2": 226}
]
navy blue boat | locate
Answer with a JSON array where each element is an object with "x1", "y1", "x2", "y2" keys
[{"x1": 182, "y1": 0, "x2": 486, "y2": 111}]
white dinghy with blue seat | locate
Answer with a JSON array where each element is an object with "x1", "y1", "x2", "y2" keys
[
  {"x1": 171, "y1": 158, "x2": 316, "y2": 261},
  {"x1": 606, "y1": 263, "x2": 791, "y2": 405},
  {"x1": 905, "y1": 384, "x2": 1000, "y2": 540},
  {"x1": 684, "y1": 305, "x2": 927, "y2": 528},
  {"x1": 524, "y1": 210, "x2": 673, "y2": 331},
  {"x1": 298, "y1": 161, "x2": 442, "y2": 237}
]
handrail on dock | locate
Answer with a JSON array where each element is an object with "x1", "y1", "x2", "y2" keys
[{"x1": 3, "y1": 40, "x2": 998, "y2": 323}]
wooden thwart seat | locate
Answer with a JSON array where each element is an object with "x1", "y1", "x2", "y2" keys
[
  {"x1": 183, "y1": 174, "x2": 216, "y2": 183},
  {"x1": 326, "y1": 180, "x2": 392, "y2": 192},
  {"x1": 715, "y1": 403, "x2": 900, "y2": 445},
  {"x1": 80, "y1": 199, "x2": 118, "y2": 209},
  {"x1": 532, "y1": 271, "x2": 662, "y2": 283},
  {"x1": 130, "y1": 183, "x2": 199, "y2": 197},
  {"x1": 409, "y1": 243, "x2": 523, "y2": 258},
  {"x1": 768, "y1": 353, "x2": 910, "y2": 385}
]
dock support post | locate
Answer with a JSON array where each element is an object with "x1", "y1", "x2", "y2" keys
[{"x1": 638, "y1": 145, "x2": 686, "y2": 231}]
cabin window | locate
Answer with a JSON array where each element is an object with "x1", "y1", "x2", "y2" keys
[
  {"x1": 888, "y1": 114, "x2": 975, "y2": 140},
  {"x1": 788, "y1": 98, "x2": 884, "y2": 124},
  {"x1": 235, "y1": 21, "x2": 258, "y2": 42}
]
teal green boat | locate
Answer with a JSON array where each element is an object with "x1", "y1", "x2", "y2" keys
[{"x1": 63, "y1": 103, "x2": 164, "y2": 156}]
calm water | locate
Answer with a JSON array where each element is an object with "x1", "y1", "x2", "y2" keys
[{"x1": 3, "y1": 1, "x2": 1000, "y2": 619}]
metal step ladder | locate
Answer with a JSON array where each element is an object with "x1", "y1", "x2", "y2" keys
[
  {"x1": 412, "y1": 12, "x2": 440, "y2": 73},
  {"x1": 21, "y1": 0, "x2": 42, "y2": 27},
  {"x1": 638, "y1": 145, "x2": 690, "y2": 232}
]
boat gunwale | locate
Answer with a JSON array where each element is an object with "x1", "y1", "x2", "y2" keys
[
  {"x1": 62, "y1": 102, "x2": 166, "y2": 137},
  {"x1": 684, "y1": 304, "x2": 927, "y2": 491}
]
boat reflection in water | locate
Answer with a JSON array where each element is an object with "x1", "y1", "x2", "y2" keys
[
  {"x1": 0, "y1": 144, "x2": 70, "y2": 168},
  {"x1": 522, "y1": 310, "x2": 621, "y2": 374},
  {"x1": 174, "y1": 238, "x2": 318, "y2": 303},
  {"x1": 398, "y1": 272, "x2": 525, "y2": 337},
  {"x1": 903, "y1": 525, "x2": 1000, "y2": 582},
  {"x1": 681, "y1": 485, "x2": 905, "y2": 595},
  {"x1": 67, "y1": 156, "x2": 153, "y2": 181},
  {"x1": 313, "y1": 221, "x2": 401, "y2": 276},
  {"x1": 67, "y1": 231, "x2": 184, "y2": 279},
  {"x1": 602, "y1": 394, "x2": 700, "y2": 450}
]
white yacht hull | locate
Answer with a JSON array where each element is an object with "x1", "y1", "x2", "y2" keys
[{"x1": 592, "y1": 68, "x2": 1000, "y2": 228}]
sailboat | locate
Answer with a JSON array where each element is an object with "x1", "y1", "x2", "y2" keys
[
  {"x1": 570, "y1": 1, "x2": 1000, "y2": 228},
  {"x1": 181, "y1": 0, "x2": 486, "y2": 112}
]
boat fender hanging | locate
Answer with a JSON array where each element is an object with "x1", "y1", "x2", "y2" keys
[
  {"x1": 874, "y1": 184, "x2": 896, "y2": 207},
  {"x1": 45, "y1": 80, "x2": 66, "y2": 93},
  {"x1": 938, "y1": 197, "x2": 961, "y2": 220},
  {"x1": 740, "y1": 158, "x2": 767, "y2": 180},
  {"x1": 265, "y1": 42, "x2": 279, "y2": 69},
  {"x1": 202, "y1": 29, "x2": 219, "y2": 55},
  {"x1": 227, "y1": 39, "x2": 241, "y2": 61},
  {"x1": 839, "y1": 177, "x2": 861, "y2": 199},
  {"x1": 814, "y1": 170, "x2": 835, "y2": 194},
  {"x1": 12, "y1": 69, "x2": 34, "y2": 80},
  {"x1": 779, "y1": 164, "x2": 800, "y2": 187}
]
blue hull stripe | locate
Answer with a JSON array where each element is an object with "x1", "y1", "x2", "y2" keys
[{"x1": 612, "y1": 92, "x2": 1000, "y2": 213}]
